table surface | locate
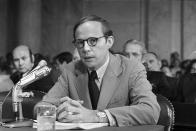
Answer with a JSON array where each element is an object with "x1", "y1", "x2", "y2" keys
[
  {"x1": 0, "y1": 125, "x2": 164, "y2": 131},
  {"x1": 0, "y1": 93, "x2": 164, "y2": 131}
]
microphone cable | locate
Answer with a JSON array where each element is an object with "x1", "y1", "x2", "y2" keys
[{"x1": 0, "y1": 86, "x2": 14, "y2": 126}]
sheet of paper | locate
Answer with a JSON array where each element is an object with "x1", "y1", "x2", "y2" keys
[{"x1": 33, "y1": 120, "x2": 108, "y2": 130}]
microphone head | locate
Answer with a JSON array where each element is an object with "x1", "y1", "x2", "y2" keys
[
  {"x1": 38, "y1": 60, "x2": 47, "y2": 67},
  {"x1": 29, "y1": 60, "x2": 47, "y2": 74}
]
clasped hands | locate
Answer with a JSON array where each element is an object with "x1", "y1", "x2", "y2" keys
[{"x1": 57, "y1": 96, "x2": 98, "y2": 123}]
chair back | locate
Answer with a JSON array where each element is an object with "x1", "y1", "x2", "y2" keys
[{"x1": 157, "y1": 94, "x2": 175, "y2": 131}]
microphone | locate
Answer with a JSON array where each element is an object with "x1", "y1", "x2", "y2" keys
[
  {"x1": 12, "y1": 65, "x2": 51, "y2": 122},
  {"x1": 29, "y1": 60, "x2": 47, "y2": 74},
  {"x1": 12, "y1": 66, "x2": 51, "y2": 103},
  {"x1": 2, "y1": 65, "x2": 51, "y2": 128}
]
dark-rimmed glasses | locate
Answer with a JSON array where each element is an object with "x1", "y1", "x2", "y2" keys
[{"x1": 73, "y1": 36, "x2": 105, "y2": 48}]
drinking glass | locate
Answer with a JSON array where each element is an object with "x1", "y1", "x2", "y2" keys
[
  {"x1": 36, "y1": 104, "x2": 56, "y2": 131},
  {"x1": 0, "y1": 102, "x2": 3, "y2": 123}
]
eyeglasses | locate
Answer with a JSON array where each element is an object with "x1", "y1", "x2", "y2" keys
[{"x1": 73, "y1": 36, "x2": 105, "y2": 48}]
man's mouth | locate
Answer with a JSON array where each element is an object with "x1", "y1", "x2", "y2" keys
[
  {"x1": 19, "y1": 67, "x2": 25, "y2": 71},
  {"x1": 83, "y1": 56, "x2": 94, "y2": 61}
]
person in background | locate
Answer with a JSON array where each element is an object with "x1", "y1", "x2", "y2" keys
[
  {"x1": 142, "y1": 52, "x2": 176, "y2": 100},
  {"x1": 51, "y1": 51, "x2": 73, "y2": 82},
  {"x1": 170, "y1": 52, "x2": 181, "y2": 77},
  {"x1": 122, "y1": 39, "x2": 146, "y2": 62},
  {"x1": 10, "y1": 45, "x2": 54, "y2": 93},
  {"x1": 161, "y1": 59, "x2": 169, "y2": 67},
  {"x1": 176, "y1": 59, "x2": 196, "y2": 102},
  {"x1": 161, "y1": 65, "x2": 173, "y2": 77},
  {"x1": 160, "y1": 59, "x2": 173, "y2": 77},
  {"x1": 36, "y1": 15, "x2": 160, "y2": 126},
  {"x1": 174, "y1": 59, "x2": 191, "y2": 78},
  {"x1": 53, "y1": 52, "x2": 73, "y2": 65},
  {"x1": 6, "y1": 52, "x2": 17, "y2": 75},
  {"x1": 0, "y1": 56, "x2": 14, "y2": 92},
  {"x1": 142, "y1": 52, "x2": 162, "y2": 72},
  {"x1": 188, "y1": 50, "x2": 196, "y2": 60},
  {"x1": 185, "y1": 59, "x2": 196, "y2": 74}
]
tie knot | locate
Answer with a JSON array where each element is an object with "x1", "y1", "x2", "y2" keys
[{"x1": 89, "y1": 70, "x2": 98, "y2": 80}]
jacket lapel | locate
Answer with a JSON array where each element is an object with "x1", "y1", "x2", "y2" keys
[
  {"x1": 97, "y1": 54, "x2": 122, "y2": 110},
  {"x1": 74, "y1": 62, "x2": 92, "y2": 108},
  {"x1": 75, "y1": 73, "x2": 92, "y2": 108}
]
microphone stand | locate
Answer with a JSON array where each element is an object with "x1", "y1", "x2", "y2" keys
[
  {"x1": 12, "y1": 83, "x2": 25, "y2": 121},
  {"x1": 3, "y1": 66, "x2": 51, "y2": 128}
]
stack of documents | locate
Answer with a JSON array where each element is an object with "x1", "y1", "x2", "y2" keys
[{"x1": 33, "y1": 120, "x2": 108, "y2": 130}]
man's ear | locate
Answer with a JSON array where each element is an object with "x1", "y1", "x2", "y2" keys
[
  {"x1": 32, "y1": 54, "x2": 35, "y2": 63},
  {"x1": 158, "y1": 60, "x2": 162, "y2": 69},
  {"x1": 106, "y1": 36, "x2": 114, "y2": 48}
]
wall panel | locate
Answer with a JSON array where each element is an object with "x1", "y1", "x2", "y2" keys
[
  {"x1": 41, "y1": 0, "x2": 83, "y2": 58},
  {"x1": 148, "y1": 0, "x2": 181, "y2": 60},
  {"x1": 0, "y1": 0, "x2": 7, "y2": 56},
  {"x1": 183, "y1": 0, "x2": 196, "y2": 59},
  {"x1": 83, "y1": 0, "x2": 144, "y2": 52}
]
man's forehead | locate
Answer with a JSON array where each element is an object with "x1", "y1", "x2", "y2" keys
[
  {"x1": 125, "y1": 44, "x2": 142, "y2": 53},
  {"x1": 144, "y1": 54, "x2": 157, "y2": 60},
  {"x1": 13, "y1": 46, "x2": 30, "y2": 58},
  {"x1": 75, "y1": 21, "x2": 103, "y2": 37}
]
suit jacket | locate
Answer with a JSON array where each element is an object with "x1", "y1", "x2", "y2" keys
[
  {"x1": 147, "y1": 71, "x2": 174, "y2": 100},
  {"x1": 176, "y1": 73, "x2": 196, "y2": 102},
  {"x1": 42, "y1": 53, "x2": 160, "y2": 126}
]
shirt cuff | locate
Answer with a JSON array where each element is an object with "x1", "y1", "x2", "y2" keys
[{"x1": 104, "y1": 109, "x2": 116, "y2": 126}]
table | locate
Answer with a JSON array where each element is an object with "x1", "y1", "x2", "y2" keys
[
  {"x1": 0, "y1": 92, "x2": 164, "y2": 131},
  {"x1": 0, "y1": 125, "x2": 164, "y2": 131}
]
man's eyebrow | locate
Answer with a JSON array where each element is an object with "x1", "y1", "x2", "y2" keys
[{"x1": 13, "y1": 57, "x2": 19, "y2": 60}]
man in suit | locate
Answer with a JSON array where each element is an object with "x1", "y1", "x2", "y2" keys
[
  {"x1": 10, "y1": 45, "x2": 54, "y2": 93},
  {"x1": 142, "y1": 52, "x2": 176, "y2": 100},
  {"x1": 38, "y1": 15, "x2": 160, "y2": 126}
]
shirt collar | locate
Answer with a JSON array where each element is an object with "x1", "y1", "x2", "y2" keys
[{"x1": 89, "y1": 54, "x2": 110, "y2": 82}]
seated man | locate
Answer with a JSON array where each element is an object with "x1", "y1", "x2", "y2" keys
[
  {"x1": 176, "y1": 73, "x2": 196, "y2": 103},
  {"x1": 176, "y1": 60, "x2": 196, "y2": 102},
  {"x1": 122, "y1": 39, "x2": 146, "y2": 62},
  {"x1": 142, "y1": 52, "x2": 176, "y2": 100},
  {"x1": 10, "y1": 45, "x2": 54, "y2": 93},
  {"x1": 36, "y1": 15, "x2": 160, "y2": 126}
]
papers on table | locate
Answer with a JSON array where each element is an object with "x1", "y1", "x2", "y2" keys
[{"x1": 33, "y1": 120, "x2": 108, "y2": 130}]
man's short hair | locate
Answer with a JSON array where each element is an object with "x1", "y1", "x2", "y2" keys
[
  {"x1": 73, "y1": 15, "x2": 113, "y2": 40},
  {"x1": 123, "y1": 39, "x2": 146, "y2": 56},
  {"x1": 12, "y1": 44, "x2": 34, "y2": 62},
  {"x1": 147, "y1": 51, "x2": 160, "y2": 60},
  {"x1": 53, "y1": 52, "x2": 73, "y2": 64}
]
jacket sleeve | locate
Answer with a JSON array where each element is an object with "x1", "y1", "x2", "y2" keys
[
  {"x1": 108, "y1": 61, "x2": 160, "y2": 126},
  {"x1": 41, "y1": 64, "x2": 74, "y2": 106}
]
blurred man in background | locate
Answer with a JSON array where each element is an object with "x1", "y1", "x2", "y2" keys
[
  {"x1": 142, "y1": 52, "x2": 176, "y2": 101},
  {"x1": 142, "y1": 52, "x2": 162, "y2": 72},
  {"x1": 10, "y1": 45, "x2": 54, "y2": 93},
  {"x1": 122, "y1": 39, "x2": 146, "y2": 62}
]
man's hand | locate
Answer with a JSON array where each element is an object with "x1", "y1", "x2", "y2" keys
[{"x1": 56, "y1": 97, "x2": 99, "y2": 123}]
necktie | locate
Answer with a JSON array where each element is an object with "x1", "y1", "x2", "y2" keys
[{"x1": 88, "y1": 70, "x2": 100, "y2": 110}]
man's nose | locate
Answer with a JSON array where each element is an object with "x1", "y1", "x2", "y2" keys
[
  {"x1": 19, "y1": 59, "x2": 24, "y2": 66},
  {"x1": 83, "y1": 41, "x2": 91, "y2": 51}
]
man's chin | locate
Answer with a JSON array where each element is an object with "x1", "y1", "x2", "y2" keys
[{"x1": 83, "y1": 61, "x2": 95, "y2": 69}]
